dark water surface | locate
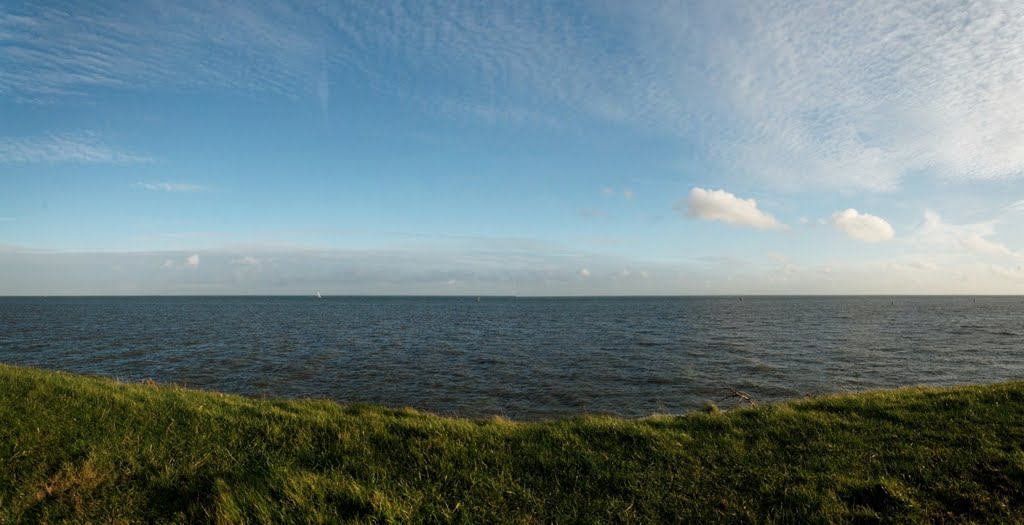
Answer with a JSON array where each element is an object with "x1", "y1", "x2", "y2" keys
[{"x1": 2, "y1": 296, "x2": 1022, "y2": 419}]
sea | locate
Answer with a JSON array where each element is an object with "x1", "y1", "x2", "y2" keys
[{"x1": 1, "y1": 296, "x2": 1022, "y2": 420}]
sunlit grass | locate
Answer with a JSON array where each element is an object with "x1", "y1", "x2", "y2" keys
[{"x1": 1, "y1": 363, "x2": 1022, "y2": 523}]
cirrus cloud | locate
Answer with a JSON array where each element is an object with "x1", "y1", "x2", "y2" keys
[
  {"x1": 7, "y1": 2, "x2": 1024, "y2": 192},
  {"x1": 0, "y1": 132, "x2": 150, "y2": 164},
  {"x1": 134, "y1": 182, "x2": 208, "y2": 192},
  {"x1": 679, "y1": 187, "x2": 785, "y2": 231}
]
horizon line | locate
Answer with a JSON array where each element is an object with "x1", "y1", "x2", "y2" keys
[{"x1": 1, "y1": 294, "x2": 1019, "y2": 298}]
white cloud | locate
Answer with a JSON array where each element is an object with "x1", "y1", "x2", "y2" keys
[
  {"x1": 135, "y1": 182, "x2": 207, "y2": 192},
  {"x1": 680, "y1": 187, "x2": 785, "y2": 231},
  {"x1": 961, "y1": 234, "x2": 1015, "y2": 258},
  {"x1": 579, "y1": 267, "x2": 591, "y2": 278},
  {"x1": 916, "y1": 210, "x2": 1019, "y2": 258},
  {"x1": 831, "y1": 209, "x2": 895, "y2": 242},
  {"x1": 0, "y1": 132, "x2": 150, "y2": 164},
  {"x1": 163, "y1": 254, "x2": 201, "y2": 269},
  {"x1": 623, "y1": 189, "x2": 634, "y2": 200},
  {"x1": 231, "y1": 256, "x2": 261, "y2": 266}
]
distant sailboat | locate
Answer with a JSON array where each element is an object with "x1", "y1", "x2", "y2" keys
[{"x1": 315, "y1": 291, "x2": 323, "y2": 299}]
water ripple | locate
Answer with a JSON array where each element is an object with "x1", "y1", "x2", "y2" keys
[{"x1": 1, "y1": 296, "x2": 1023, "y2": 419}]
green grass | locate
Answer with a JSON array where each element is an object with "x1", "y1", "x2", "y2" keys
[{"x1": 1, "y1": 364, "x2": 1022, "y2": 523}]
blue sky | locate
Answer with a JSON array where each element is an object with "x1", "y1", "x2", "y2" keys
[{"x1": 2, "y1": 0, "x2": 1024, "y2": 294}]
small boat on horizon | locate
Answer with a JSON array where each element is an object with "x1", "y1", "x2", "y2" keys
[{"x1": 315, "y1": 291, "x2": 323, "y2": 299}]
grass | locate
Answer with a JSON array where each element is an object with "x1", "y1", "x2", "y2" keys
[{"x1": 1, "y1": 364, "x2": 1023, "y2": 523}]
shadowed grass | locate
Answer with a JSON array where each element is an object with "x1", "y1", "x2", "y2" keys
[{"x1": 1, "y1": 363, "x2": 1022, "y2": 523}]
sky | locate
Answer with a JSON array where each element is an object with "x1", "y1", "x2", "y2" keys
[{"x1": 2, "y1": 0, "x2": 1024, "y2": 295}]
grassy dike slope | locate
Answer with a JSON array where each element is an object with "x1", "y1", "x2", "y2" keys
[{"x1": 1, "y1": 364, "x2": 1023, "y2": 524}]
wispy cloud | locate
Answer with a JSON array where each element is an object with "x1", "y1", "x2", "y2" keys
[
  {"x1": 325, "y1": 1, "x2": 1024, "y2": 189},
  {"x1": 629, "y1": 1, "x2": 1024, "y2": 190},
  {"x1": 339, "y1": 1, "x2": 1024, "y2": 188},
  {"x1": 341, "y1": 1, "x2": 1023, "y2": 189},
  {"x1": 0, "y1": 132, "x2": 150, "y2": 164},
  {"x1": 6, "y1": 2, "x2": 1023, "y2": 188},
  {"x1": 0, "y1": 2, "x2": 328, "y2": 104},
  {"x1": 578, "y1": 208, "x2": 608, "y2": 218},
  {"x1": 913, "y1": 210, "x2": 1021, "y2": 258},
  {"x1": 2, "y1": 1, "x2": 617, "y2": 126},
  {"x1": 1006, "y1": 200, "x2": 1024, "y2": 214},
  {"x1": 680, "y1": 187, "x2": 786, "y2": 231},
  {"x1": 134, "y1": 182, "x2": 207, "y2": 192},
  {"x1": 599, "y1": 187, "x2": 634, "y2": 201}
]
